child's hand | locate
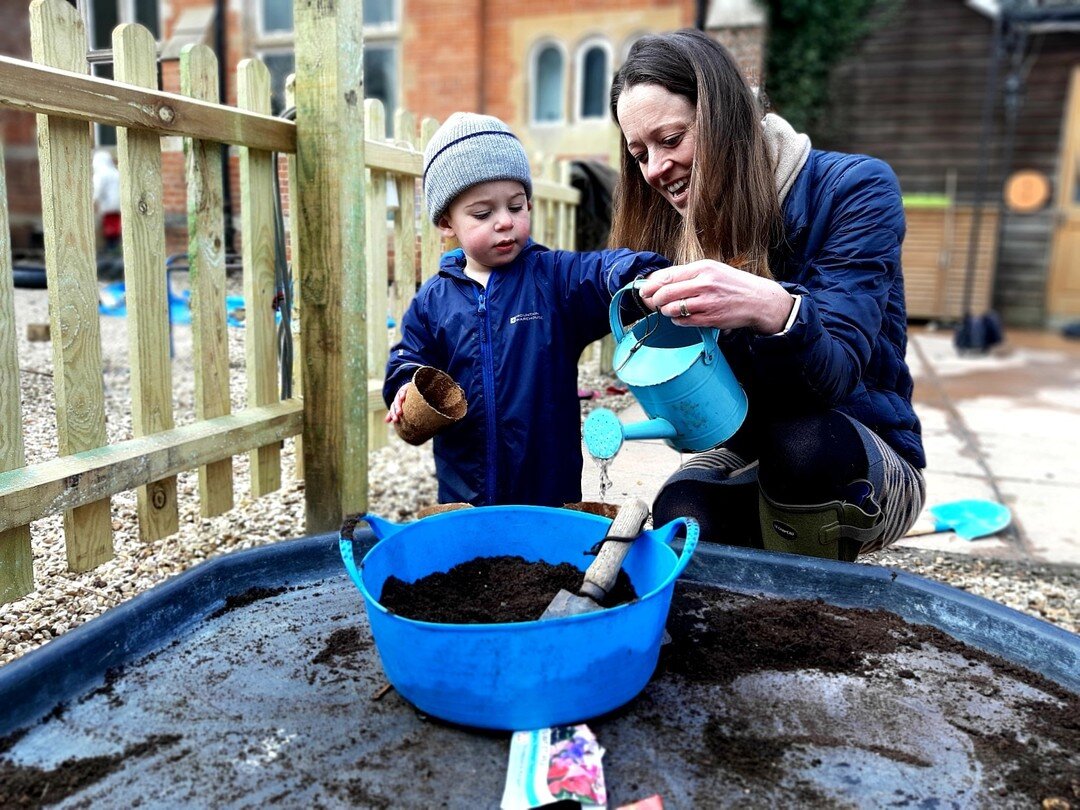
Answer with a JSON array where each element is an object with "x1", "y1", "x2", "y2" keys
[{"x1": 385, "y1": 383, "x2": 411, "y2": 423}]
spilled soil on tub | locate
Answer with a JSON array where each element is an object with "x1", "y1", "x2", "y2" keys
[
  {"x1": 377, "y1": 555, "x2": 638, "y2": 623},
  {"x1": 642, "y1": 587, "x2": 1080, "y2": 806},
  {"x1": 0, "y1": 734, "x2": 183, "y2": 809},
  {"x1": 2, "y1": 577, "x2": 1078, "y2": 807}
]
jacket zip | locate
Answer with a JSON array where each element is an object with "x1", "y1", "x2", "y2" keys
[{"x1": 477, "y1": 288, "x2": 498, "y2": 503}]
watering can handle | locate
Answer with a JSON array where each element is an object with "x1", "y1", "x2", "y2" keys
[
  {"x1": 608, "y1": 281, "x2": 640, "y2": 344},
  {"x1": 608, "y1": 281, "x2": 721, "y2": 364}
]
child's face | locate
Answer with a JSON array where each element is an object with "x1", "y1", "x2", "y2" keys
[{"x1": 438, "y1": 180, "x2": 532, "y2": 272}]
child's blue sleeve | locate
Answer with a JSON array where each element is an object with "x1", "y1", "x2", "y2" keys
[
  {"x1": 557, "y1": 248, "x2": 670, "y2": 345},
  {"x1": 383, "y1": 295, "x2": 440, "y2": 407}
]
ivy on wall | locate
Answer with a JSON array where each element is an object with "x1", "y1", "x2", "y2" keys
[{"x1": 763, "y1": 0, "x2": 897, "y2": 138}]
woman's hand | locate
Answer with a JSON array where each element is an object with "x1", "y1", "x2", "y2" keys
[
  {"x1": 639, "y1": 260, "x2": 796, "y2": 334},
  {"x1": 384, "y1": 383, "x2": 411, "y2": 424}
]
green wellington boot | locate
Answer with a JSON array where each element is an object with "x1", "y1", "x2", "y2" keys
[{"x1": 758, "y1": 482, "x2": 885, "y2": 562}]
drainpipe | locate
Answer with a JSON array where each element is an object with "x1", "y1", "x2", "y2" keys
[{"x1": 215, "y1": 0, "x2": 236, "y2": 254}]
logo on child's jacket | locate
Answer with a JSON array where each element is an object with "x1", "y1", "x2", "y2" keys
[{"x1": 509, "y1": 312, "x2": 543, "y2": 325}]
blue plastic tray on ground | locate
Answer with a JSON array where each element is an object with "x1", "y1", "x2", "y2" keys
[{"x1": 0, "y1": 532, "x2": 1076, "y2": 807}]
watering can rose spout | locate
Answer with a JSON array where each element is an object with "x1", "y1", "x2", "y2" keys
[{"x1": 584, "y1": 408, "x2": 678, "y2": 460}]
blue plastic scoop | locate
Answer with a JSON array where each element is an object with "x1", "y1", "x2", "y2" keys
[{"x1": 905, "y1": 499, "x2": 1012, "y2": 541}]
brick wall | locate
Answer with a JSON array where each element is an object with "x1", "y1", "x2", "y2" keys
[
  {"x1": 0, "y1": 7, "x2": 39, "y2": 249},
  {"x1": 710, "y1": 26, "x2": 766, "y2": 91},
  {"x1": 405, "y1": 0, "x2": 696, "y2": 130}
]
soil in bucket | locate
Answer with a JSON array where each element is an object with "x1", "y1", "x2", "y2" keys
[
  {"x1": 378, "y1": 556, "x2": 638, "y2": 624},
  {"x1": 563, "y1": 501, "x2": 620, "y2": 520}
]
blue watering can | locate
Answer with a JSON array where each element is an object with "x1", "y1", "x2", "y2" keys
[{"x1": 584, "y1": 281, "x2": 748, "y2": 460}]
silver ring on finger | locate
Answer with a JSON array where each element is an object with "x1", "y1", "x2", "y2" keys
[{"x1": 678, "y1": 299, "x2": 690, "y2": 318}]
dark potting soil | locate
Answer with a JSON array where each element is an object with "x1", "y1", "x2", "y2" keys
[
  {"x1": 377, "y1": 554, "x2": 638, "y2": 623},
  {"x1": 0, "y1": 734, "x2": 182, "y2": 809},
  {"x1": 208, "y1": 585, "x2": 289, "y2": 619},
  {"x1": 660, "y1": 587, "x2": 1080, "y2": 805}
]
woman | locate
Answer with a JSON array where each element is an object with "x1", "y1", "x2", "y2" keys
[{"x1": 609, "y1": 29, "x2": 925, "y2": 561}]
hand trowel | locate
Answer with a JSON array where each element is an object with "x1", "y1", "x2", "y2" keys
[{"x1": 540, "y1": 498, "x2": 651, "y2": 621}]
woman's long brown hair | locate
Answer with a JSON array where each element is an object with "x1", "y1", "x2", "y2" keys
[{"x1": 609, "y1": 30, "x2": 783, "y2": 277}]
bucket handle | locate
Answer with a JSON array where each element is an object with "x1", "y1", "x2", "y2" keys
[
  {"x1": 609, "y1": 281, "x2": 721, "y2": 365},
  {"x1": 643, "y1": 515, "x2": 700, "y2": 584},
  {"x1": 338, "y1": 513, "x2": 405, "y2": 592},
  {"x1": 667, "y1": 517, "x2": 700, "y2": 580}
]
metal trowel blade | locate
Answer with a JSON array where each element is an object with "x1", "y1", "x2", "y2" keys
[{"x1": 540, "y1": 588, "x2": 602, "y2": 621}]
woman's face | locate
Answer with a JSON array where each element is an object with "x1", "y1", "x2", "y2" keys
[{"x1": 616, "y1": 83, "x2": 697, "y2": 215}]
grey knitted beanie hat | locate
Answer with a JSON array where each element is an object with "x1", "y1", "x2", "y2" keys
[{"x1": 422, "y1": 112, "x2": 533, "y2": 224}]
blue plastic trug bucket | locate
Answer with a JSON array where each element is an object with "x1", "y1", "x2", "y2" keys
[{"x1": 339, "y1": 506, "x2": 698, "y2": 731}]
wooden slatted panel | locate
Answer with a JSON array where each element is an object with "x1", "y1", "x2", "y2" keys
[
  {"x1": 181, "y1": 43, "x2": 234, "y2": 517},
  {"x1": 0, "y1": 144, "x2": 34, "y2": 602},
  {"x1": 392, "y1": 108, "x2": 418, "y2": 339},
  {"x1": 420, "y1": 117, "x2": 442, "y2": 283},
  {"x1": 0, "y1": 54, "x2": 293, "y2": 152},
  {"x1": 29, "y1": 0, "x2": 113, "y2": 571},
  {"x1": 114, "y1": 23, "x2": 179, "y2": 541},
  {"x1": 902, "y1": 207, "x2": 997, "y2": 319},
  {"x1": 365, "y1": 100, "x2": 390, "y2": 451},
  {"x1": 556, "y1": 161, "x2": 571, "y2": 250},
  {"x1": 237, "y1": 58, "x2": 281, "y2": 497},
  {"x1": 0, "y1": 402, "x2": 302, "y2": 530},
  {"x1": 293, "y1": 0, "x2": 368, "y2": 529}
]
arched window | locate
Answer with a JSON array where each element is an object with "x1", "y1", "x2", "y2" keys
[
  {"x1": 533, "y1": 43, "x2": 565, "y2": 124},
  {"x1": 577, "y1": 40, "x2": 611, "y2": 121}
]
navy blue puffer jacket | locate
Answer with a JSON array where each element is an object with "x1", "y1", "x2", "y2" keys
[
  {"x1": 722, "y1": 149, "x2": 925, "y2": 468},
  {"x1": 384, "y1": 242, "x2": 670, "y2": 506}
]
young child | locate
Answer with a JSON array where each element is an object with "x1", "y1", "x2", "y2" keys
[{"x1": 384, "y1": 112, "x2": 668, "y2": 507}]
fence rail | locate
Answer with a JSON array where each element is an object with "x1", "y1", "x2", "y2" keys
[{"x1": 0, "y1": 0, "x2": 581, "y2": 605}]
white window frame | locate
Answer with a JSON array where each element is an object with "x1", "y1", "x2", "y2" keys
[
  {"x1": 256, "y1": 0, "x2": 293, "y2": 40},
  {"x1": 574, "y1": 37, "x2": 613, "y2": 123},
  {"x1": 252, "y1": 0, "x2": 401, "y2": 117},
  {"x1": 80, "y1": 0, "x2": 161, "y2": 48},
  {"x1": 529, "y1": 38, "x2": 567, "y2": 127}
]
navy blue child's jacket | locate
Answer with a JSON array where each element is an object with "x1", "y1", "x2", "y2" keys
[{"x1": 384, "y1": 241, "x2": 670, "y2": 507}]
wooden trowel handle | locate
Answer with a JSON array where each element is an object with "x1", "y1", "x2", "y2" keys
[{"x1": 578, "y1": 498, "x2": 650, "y2": 602}]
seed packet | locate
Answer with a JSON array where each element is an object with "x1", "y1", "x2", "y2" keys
[{"x1": 500, "y1": 724, "x2": 607, "y2": 809}]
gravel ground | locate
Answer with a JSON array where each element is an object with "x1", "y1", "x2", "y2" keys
[{"x1": 1, "y1": 280, "x2": 1077, "y2": 670}]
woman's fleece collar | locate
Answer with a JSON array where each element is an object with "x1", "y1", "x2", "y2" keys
[{"x1": 762, "y1": 113, "x2": 811, "y2": 206}]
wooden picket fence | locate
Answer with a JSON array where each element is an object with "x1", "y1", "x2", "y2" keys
[{"x1": 0, "y1": 0, "x2": 579, "y2": 605}]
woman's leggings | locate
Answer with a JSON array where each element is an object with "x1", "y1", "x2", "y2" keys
[{"x1": 651, "y1": 410, "x2": 925, "y2": 556}]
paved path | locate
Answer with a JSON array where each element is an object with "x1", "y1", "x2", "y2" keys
[{"x1": 582, "y1": 327, "x2": 1080, "y2": 566}]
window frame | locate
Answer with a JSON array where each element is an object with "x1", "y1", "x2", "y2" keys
[
  {"x1": 529, "y1": 38, "x2": 568, "y2": 127},
  {"x1": 252, "y1": 0, "x2": 400, "y2": 125},
  {"x1": 574, "y1": 36, "x2": 613, "y2": 123}
]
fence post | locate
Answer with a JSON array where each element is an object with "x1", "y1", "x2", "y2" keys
[
  {"x1": 0, "y1": 145, "x2": 34, "y2": 603},
  {"x1": 365, "y1": 100, "x2": 390, "y2": 452},
  {"x1": 285, "y1": 73, "x2": 304, "y2": 481},
  {"x1": 419, "y1": 117, "x2": 441, "y2": 283},
  {"x1": 181, "y1": 43, "x2": 235, "y2": 517},
  {"x1": 29, "y1": 0, "x2": 114, "y2": 571},
  {"x1": 293, "y1": 0, "x2": 368, "y2": 530},
  {"x1": 237, "y1": 58, "x2": 283, "y2": 498},
  {"x1": 114, "y1": 23, "x2": 180, "y2": 541},
  {"x1": 392, "y1": 108, "x2": 417, "y2": 339}
]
